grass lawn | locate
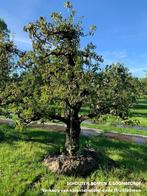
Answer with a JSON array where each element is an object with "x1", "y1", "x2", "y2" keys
[
  {"x1": 81, "y1": 123, "x2": 147, "y2": 136},
  {"x1": 80, "y1": 97, "x2": 147, "y2": 136},
  {"x1": 130, "y1": 98, "x2": 147, "y2": 126},
  {"x1": 0, "y1": 124, "x2": 147, "y2": 195}
]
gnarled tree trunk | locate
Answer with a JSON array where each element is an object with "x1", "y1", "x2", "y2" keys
[{"x1": 65, "y1": 116, "x2": 81, "y2": 156}]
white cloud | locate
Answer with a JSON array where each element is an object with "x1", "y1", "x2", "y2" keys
[
  {"x1": 129, "y1": 67, "x2": 146, "y2": 74},
  {"x1": 13, "y1": 35, "x2": 31, "y2": 45},
  {"x1": 103, "y1": 50, "x2": 128, "y2": 59},
  {"x1": 101, "y1": 50, "x2": 128, "y2": 65}
]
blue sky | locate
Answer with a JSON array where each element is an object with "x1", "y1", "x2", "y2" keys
[{"x1": 0, "y1": 0, "x2": 147, "y2": 77}]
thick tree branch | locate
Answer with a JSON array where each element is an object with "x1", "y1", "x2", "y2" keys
[
  {"x1": 49, "y1": 114, "x2": 68, "y2": 123},
  {"x1": 17, "y1": 111, "x2": 68, "y2": 124}
]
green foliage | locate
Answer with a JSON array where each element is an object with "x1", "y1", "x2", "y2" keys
[
  {"x1": 0, "y1": 19, "x2": 13, "y2": 87},
  {"x1": 140, "y1": 73, "x2": 147, "y2": 95},
  {"x1": 0, "y1": 18, "x2": 9, "y2": 38},
  {"x1": 0, "y1": 19, "x2": 20, "y2": 116},
  {"x1": 7, "y1": 1, "x2": 103, "y2": 124},
  {"x1": 1, "y1": 2, "x2": 141, "y2": 155},
  {"x1": 97, "y1": 63, "x2": 141, "y2": 119},
  {"x1": 5, "y1": 2, "x2": 140, "y2": 126}
]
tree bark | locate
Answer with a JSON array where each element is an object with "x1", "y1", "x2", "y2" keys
[{"x1": 65, "y1": 116, "x2": 81, "y2": 156}]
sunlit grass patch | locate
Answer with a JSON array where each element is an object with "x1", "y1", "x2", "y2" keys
[{"x1": 0, "y1": 125, "x2": 146, "y2": 195}]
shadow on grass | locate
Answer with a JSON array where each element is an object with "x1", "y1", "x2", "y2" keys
[
  {"x1": 23, "y1": 128, "x2": 65, "y2": 144},
  {"x1": 133, "y1": 104, "x2": 147, "y2": 110},
  {"x1": 81, "y1": 136, "x2": 147, "y2": 174},
  {"x1": 131, "y1": 112, "x2": 147, "y2": 117},
  {"x1": 0, "y1": 124, "x2": 65, "y2": 146},
  {"x1": 137, "y1": 99, "x2": 147, "y2": 105},
  {"x1": 0, "y1": 125, "x2": 21, "y2": 143},
  {"x1": 1, "y1": 124, "x2": 147, "y2": 175},
  {"x1": 130, "y1": 98, "x2": 147, "y2": 118}
]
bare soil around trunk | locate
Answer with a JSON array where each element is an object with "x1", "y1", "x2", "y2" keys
[{"x1": 43, "y1": 148, "x2": 117, "y2": 177}]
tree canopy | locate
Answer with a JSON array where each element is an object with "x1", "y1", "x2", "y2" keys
[
  {"x1": 1, "y1": 2, "x2": 140, "y2": 155},
  {"x1": 0, "y1": 19, "x2": 21, "y2": 115},
  {"x1": 0, "y1": 18, "x2": 11, "y2": 87},
  {"x1": 141, "y1": 73, "x2": 147, "y2": 95}
]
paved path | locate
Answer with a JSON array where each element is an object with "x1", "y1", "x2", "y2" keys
[
  {"x1": 81, "y1": 127, "x2": 147, "y2": 144},
  {"x1": 0, "y1": 119, "x2": 147, "y2": 144}
]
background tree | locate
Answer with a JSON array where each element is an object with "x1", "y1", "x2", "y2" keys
[
  {"x1": 0, "y1": 19, "x2": 13, "y2": 114},
  {"x1": 7, "y1": 2, "x2": 140, "y2": 155},
  {"x1": 0, "y1": 19, "x2": 12, "y2": 88},
  {"x1": 98, "y1": 63, "x2": 140, "y2": 120},
  {"x1": 0, "y1": 19, "x2": 21, "y2": 115},
  {"x1": 140, "y1": 72, "x2": 147, "y2": 96}
]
